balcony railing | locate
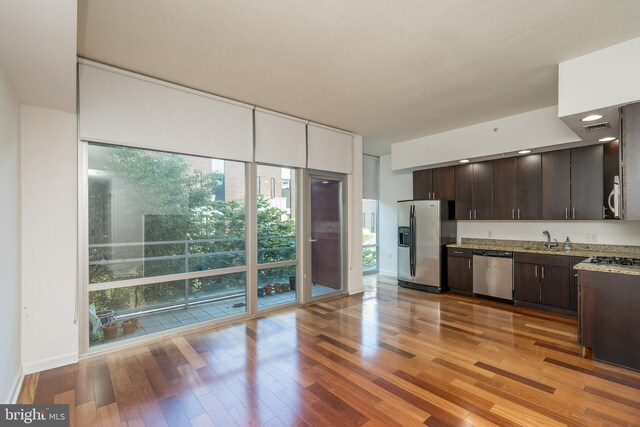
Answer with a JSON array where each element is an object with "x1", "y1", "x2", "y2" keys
[{"x1": 88, "y1": 235, "x2": 296, "y2": 317}]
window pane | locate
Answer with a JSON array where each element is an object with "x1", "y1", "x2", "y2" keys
[
  {"x1": 88, "y1": 272, "x2": 247, "y2": 347},
  {"x1": 88, "y1": 143, "x2": 246, "y2": 284},
  {"x1": 257, "y1": 265, "x2": 297, "y2": 309},
  {"x1": 363, "y1": 246, "x2": 377, "y2": 272},
  {"x1": 189, "y1": 272, "x2": 246, "y2": 304},
  {"x1": 89, "y1": 280, "x2": 185, "y2": 316},
  {"x1": 362, "y1": 199, "x2": 378, "y2": 274},
  {"x1": 257, "y1": 165, "x2": 296, "y2": 264}
]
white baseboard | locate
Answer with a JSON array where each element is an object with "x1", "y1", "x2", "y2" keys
[
  {"x1": 349, "y1": 286, "x2": 365, "y2": 295},
  {"x1": 7, "y1": 365, "x2": 23, "y2": 404},
  {"x1": 378, "y1": 269, "x2": 397, "y2": 278},
  {"x1": 22, "y1": 352, "x2": 78, "y2": 375}
]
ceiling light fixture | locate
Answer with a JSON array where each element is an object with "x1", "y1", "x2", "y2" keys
[
  {"x1": 598, "y1": 136, "x2": 616, "y2": 142},
  {"x1": 518, "y1": 149, "x2": 531, "y2": 154},
  {"x1": 581, "y1": 114, "x2": 603, "y2": 122},
  {"x1": 459, "y1": 159, "x2": 470, "y2": 163}
]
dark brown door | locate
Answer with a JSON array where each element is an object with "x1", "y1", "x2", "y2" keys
[
  {"x1": 454, "y1": 164, "x2": 473, "y2": 220},
  {"x1": 447, "y1": 256, "x2": 472, "y2": 292},
  {"x1": 571, "y1": 145, "x2": 603, "y2": 220},
  {"x1": 540, "y1": 265, "x2": 570, "y2": 308},
  {"x1": 472, "y1": 161, "x2": 494, "y2": 220},
  {"x1": 542, "y1": 150, "x2": 571, "y2": 220},
  {"x1": 516, "y1": 154, "x2": 542, "y2": 219},
  {"x1": 413, "y1": 169, "x2": 432, "y2": 200},
  {"x1": 310, "y1": 178, "x2": 342, "y2": 294},
  {"x1": 493, "y1": 158, "x2": 516, "y2": 220},
  {"x1": 432, "y1": 166, "x2": 455, "y2": 200},
  {"x1": 514, "y1": 263, "x2": 540, "y2": 303}
]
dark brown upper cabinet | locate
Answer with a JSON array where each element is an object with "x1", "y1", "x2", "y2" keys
[
  {"x1": 571, "y1": 145, "x2": 603, "y2": 220},
  {"x1": 455, "y1": 161, "x2": 493, "y2": 220},
  {"x1": 542, "y1": 150, "x2": 571, "y2": 220},
  {"x1": 602, "y1": 139, "x2": 620, "y2": 219},
  {"x1": 542, "y1": 147, "x2": 604, "y2": 220},
  {"x1": 494, "y1": 155, "x2": 541, "y2": 220},
  {"x1": 412, "y1": 166, "x2": 454, "y2": 200},
  {"x1": 413, "y1": 169, "x2": 432, "y2": 200}
]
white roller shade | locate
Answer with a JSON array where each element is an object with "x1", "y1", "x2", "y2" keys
[
  {"x1": 79, "y1": 62, "x2": 253, "y2": 162},
  {"x1": 254, "y1": 109, "x2": 306, "y2": 167},
  {"x1": 362, "y1": 155, "x2": 380, "y2": 199},
  {"x1": 307, "y1": 124, "x2": 353, "y2": 174}
]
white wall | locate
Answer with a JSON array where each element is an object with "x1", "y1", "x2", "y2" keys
[
  {"x1": 379, "y1": 154, "x2": 412, "y2": 275},
  {"x1": 559, "y1": 36, "x2": 640, "y2": 118},
  {"x1": 458, "y1": 220, "x2": 640, "y2": 246},
  {"x1": 348, "y1": 135, "x2": 364, "y2": 294},
  {"x1": 391, "y1": 106, "x2": 579, "y2": 170},
  {"x1": 0, "y1": 69, "x2": 22, "y2": 403},
  {"x1": 21, "y1": 105, "x2": 78, "y2": 374}
]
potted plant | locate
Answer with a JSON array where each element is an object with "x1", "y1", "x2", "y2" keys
[
  {"x1": 281, "y1": 283, "x2": 289, "y2": 292},
  {"x1": 264, "y1": 284, "x2": 273, "y2": 295},
  {"x1": 102, "y1": 321, "x2": 119, "y2": 340},
  {"x1": 258, "y1": 287, "x2": 265, "y2": 297},
  {"x1": 274, "y1": 283, "x2": 282, "y2": 294},
  {"x1": 122, "y1": 318, "x2": 139, "y2": 335}
]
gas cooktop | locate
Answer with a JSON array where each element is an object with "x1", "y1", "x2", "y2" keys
[{"x1": 589, "y1": 256, "x2": 640, "y2": 266}]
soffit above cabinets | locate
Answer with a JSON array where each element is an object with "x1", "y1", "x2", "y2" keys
[{"x1": 77, "y1": 0, "x2": 640, "y2": 155}]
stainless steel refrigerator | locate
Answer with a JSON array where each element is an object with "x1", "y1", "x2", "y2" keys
[{"x1": 397, "y1": 200, "x2": 456, "y2": 293}]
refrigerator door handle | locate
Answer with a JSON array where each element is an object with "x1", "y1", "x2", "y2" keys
[{"x1": 410, "y1": 205, "x2": 416, "y2": 277}]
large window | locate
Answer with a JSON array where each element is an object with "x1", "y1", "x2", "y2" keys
[
  {"x1": 362, "y1": 199, "x2": 378, "y2": 274},
  {"x1": 256, "y1": 165, "x2": 298, "y2": 309},
  {"x1": 87, "y1": 143, "x2": 247, "y2": 346}
]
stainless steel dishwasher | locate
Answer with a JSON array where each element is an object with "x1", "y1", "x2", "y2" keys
[{"x1": 472, "y1": 250, "x2": 514, "y2": 301}]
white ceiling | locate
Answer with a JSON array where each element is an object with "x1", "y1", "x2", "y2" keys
[
  {"x1": 0, "y1": 0, "x2": 77, "y2": 113},
  {"x1": 77, "y1": 0, "x2": 640, "y2": 155}
]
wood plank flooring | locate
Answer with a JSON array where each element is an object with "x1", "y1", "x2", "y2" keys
[{"x1": 18, "y1": 275, "x2": 640, "y2": 426}]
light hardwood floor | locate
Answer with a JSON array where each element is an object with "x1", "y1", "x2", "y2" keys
[{"x1": 18, "y1": 275, "x2": 640, "y2": 426}]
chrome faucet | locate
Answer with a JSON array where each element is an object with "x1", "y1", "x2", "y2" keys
[{"x1": 543, "y1": 230, "x2": 559, "y2": 250}]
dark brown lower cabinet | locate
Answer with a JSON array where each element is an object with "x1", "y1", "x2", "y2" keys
[
  {"x1": 447, "y1": 248, "x2": 472, "y2": 293},
  {"x1": 539, "y1": 265, "x2": 570, "y2": 308},
  {"x1": 580, "y1": 270, "x2": 640, "y2": 370},
  {"x1": 570, "y1": 256, "x2": 587, "y2": 311},
  {"x1": 513, "y1": 262, "x2": 539, "y2": 303},
  {"x1": 514, "y1": 253, "x2": 573, "y2": 313}
]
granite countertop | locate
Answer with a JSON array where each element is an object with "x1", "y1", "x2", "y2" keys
[{"x1": 448, "y1": 238, "x2": 640, "y2": 276}]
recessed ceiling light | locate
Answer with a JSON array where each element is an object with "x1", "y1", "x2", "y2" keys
[
  {"x1": 518, "y1": 149, "x2": 531, "y2": 154},
  {"x1": 598, "y1": 136, "x2": 616, "y2": 142},
  {"x1": 459, "y1": 159, "x2": 470, "y2": 163},
  {"x1": 581, "y1": 114, "x2": 603, "y2": 122},
  {"x1": 322, "y1": 181, "x2": 329, "y2": 184}
]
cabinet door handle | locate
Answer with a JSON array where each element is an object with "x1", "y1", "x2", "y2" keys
[
  {"x1": 602, "y1": 206, "x2": 606, "y2": 219},
  {"x1": 469, "y1": 210, "x2": 472, "y2": 219},
  {"x1": 468, "y1": 259, "x2": 471, "y2": 269},
  {"x1": 572, "y1": 207, "x2": 576, "y2": 219},
  {"x1": 453, "y1": 250, "x2": 463, "y2": 254},
  {"x1": 433, "y1": 192, "x2": 436, "y2": 199},
  {"x1": 512, "y1": 209, "x2": 515, "y2": 219},
  {"x1": 474, "y1": 209, "x2": 477, "y2": 219},
  {"x1": 541, "y1": 266, "x2": 545, "y2": 279},
  {"x1": 535, "y1": 265, "x2": 538, "y2": 277},
  {"x1": 565, "y1": 207, "x2": 568, "y2": 219},
  {"x1": 517, "y1": 209, "x2": 521, "y2": 219}
]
